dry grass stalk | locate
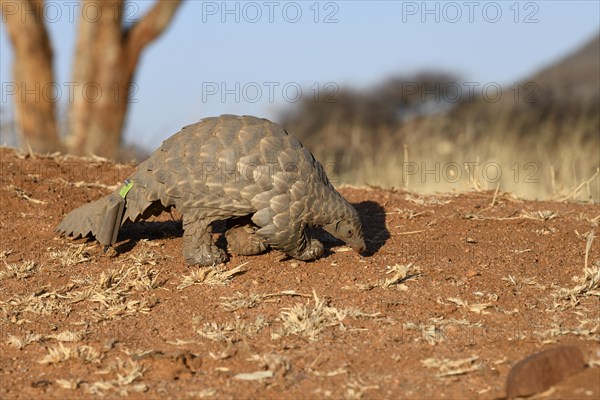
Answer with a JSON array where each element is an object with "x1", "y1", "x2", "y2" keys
[
  {"x1": 52, "y1": 177, "x2": 118, "y2": 191},
  {"x1": 554, "y1": 231, "x2": 600, "y2": 306},
  {"x1": 124, "y1": 239, "x2": 171, "y2": 266},
  {"x1": 346, "y1": 377, "x2": 380, "y2": 399},
  {"x1": 403, "y1": 318, "x2": 485, "y2": 346},
  {"x1": 84, "y1": 359, "x2": 147, "y2": 396},
  {"x1": 126, "y1": 266, "x2": 163, "y2": 291},
  {"x1": 7, "y1": 333, "x2": 43, "y2": 349},
  {"x1": 502, "y1": 275, "x2": 546, "y2": 290},
  {"x1": 421, "y1": 355, "x2": 481, "y2": 377},
  {"x1": 234, "y1": 370, "x2": 273, "y2": 381},
  {"x1": 0, "y1": 250, "x2": 12, "y2": 259},
  {"x1": 585, "y1": 230, "x2": 595, "y2": 270},
  {"x1": 309, "y1": 365, "x2": 348, "y2": 377},
  {"x1": 65, "y1": 265, "x2": 162, "y2": 320},
  {"x1": 558, "y1": 167, "x2": 599, "y2": 202},
  {"x1": 7, "y1": 329, "x2": 85, "y2": 349},
  {"x1": 0, "y1": 264, "x2": 163, "y2": 324},
  {"x1": 195, "y1": 315, "x2": 268, "y2": 342},
  {"x1": 588, "y1": 359, "x2": 600, "y2": 368},
  {"x1": 462, "y1": 209, "x2": 560, "y2": 222},
  {"x1": 404, "y1": 194, "x2": 452, "y2": 206},
  {"x1": 48, "y1": 329, "x2": 86, "y2": 342},
  {"x1": 55, "y1": 379, "x2": 81, "y2": 390},
  {"x1": 535, "y1": 227, "x2": 557, "y2": 236},
  {"x1": 165, "y1": 339, "x2": 196, "y2": 346},
  {"x1": 219, "y1": 292, "x2": 264, "y2": 311},
  {"x1": 445, "y1": 297, "x2": 495, "y2": 314},
  {"x1": 275, "y1": 290, "x2": 381, "y2": 341},
  {"x1": 178, "y1": 262, "x2": 248, "y2": 289},
  {"x1": 520, "y1": 210, "x2": 559, "y2": 221},
  {"x1": 38, "y1": 343, "x2": 101, "y2": 365},
  {"x1": 0, "y1": 260, "x2": 37, "y2": 280},
  {"x1": 383, "y1": 263, "x2": 422, "y2": 289},
  {"x1": 219, "y1": 290, "x2": 311, "y2": 311},
  {"x1": 403, "y1": 322, "x2": 445, "y2": 345},
  {"x1": 209, "y1": 343, "x2": 236, "y2": 360},
  {"x1": 10, "y1": 184, "x2": 46, "y2": 204},
  {"x1": 534, "y1": 319, "x2": 599, "y2": 342},
  {"x1": 120, "y1": 348, "x2": 157, "y2": 359},
  {"x1": 491, "y1": 182, "x2": 500, "y2": 206},
  {"x1": 49, "y1": 244, "x2": 92, "y2": 266},
  {"x1": 248, "y1": 353, "x2": 292, "y2": 377},
  {"x1": 186, "y1": 388, "x2": 218, "y2": 398},
  {"x1": 344, "y1": 263, "x2": 421, "y2": 291},
  {"x1": 0, "y1": 290, "x2": 73, "y2": 319}
]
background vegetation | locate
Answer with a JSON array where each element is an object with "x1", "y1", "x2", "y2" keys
[{"x1": 280, "y1": 35, "x2": 600, "y2": 202}]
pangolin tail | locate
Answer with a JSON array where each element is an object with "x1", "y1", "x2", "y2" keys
[{"x1": 55, "y1": 192, "x2": 126, "y2": 247}]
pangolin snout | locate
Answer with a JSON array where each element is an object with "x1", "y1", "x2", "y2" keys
[{"x1": 350, "y1": 240, "x2": 366, "y2": 255}]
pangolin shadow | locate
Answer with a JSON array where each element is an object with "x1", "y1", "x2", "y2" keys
[
  {"x1": 111, "y1": 200, "x2": 388, "y2": 257},
  {"x1": 114, "y1": 220, "x2": 183, "y2": 254},
  {"x1": 352, "y1": 201, "x2": 389, "y2": 256}
]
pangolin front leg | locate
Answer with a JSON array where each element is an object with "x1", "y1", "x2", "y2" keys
[
  {"x1": 182, "y1": 214, "x2": 228, "y2": 266},
  {"x1": 253, "y1": 214, "x2": 324, "y2": 261},
  {"x1": 287, "y1": 233, "x2": 324, "y2": 261}
]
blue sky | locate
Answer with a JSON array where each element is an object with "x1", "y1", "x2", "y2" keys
[{"x1": 1, "y1": 1, "x2": 599, "y2": 150}]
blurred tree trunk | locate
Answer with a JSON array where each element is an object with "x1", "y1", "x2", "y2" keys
[
  {"x1": 67, "y1": 0, "x2": 181, "y2": 158},
  {"x1": 0, "y1": 0, "x2": 182, "y2": 158},
  {"x1": 1, "y1": 0, "x2": 61, "y2": 153}
]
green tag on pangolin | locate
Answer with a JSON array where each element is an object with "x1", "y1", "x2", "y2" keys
[{"x1": 119, "y1": 179, "x2": 134, "y2": 199}]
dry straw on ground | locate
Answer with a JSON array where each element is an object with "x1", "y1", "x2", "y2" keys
[
  {"x1": 178, "y1": 263, "x2": 248, "y2": 289},
  {"x1": 0, "y1": 260, "x2": 38, "y2": 280},
  {"x1": 553, "y1": 231, "x2": 600, "y2": 307},
  {"x1": 343, "y1": 263, "x2": 422, "y2": 291},
  {"x1": 421, "y1": 356, "x2": 482, "y2": 378},
  {"x1": 274, "y1": 290, "x2": 381, "y2": 341}
]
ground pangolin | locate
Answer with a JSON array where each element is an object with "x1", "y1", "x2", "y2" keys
[{"x1": 56, "y1": 114, "x2": 365, "y2": 265}]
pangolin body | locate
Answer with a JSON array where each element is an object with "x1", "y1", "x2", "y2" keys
[{"x1": 56, "y1": 115, "x2": 365, "y2": 265}]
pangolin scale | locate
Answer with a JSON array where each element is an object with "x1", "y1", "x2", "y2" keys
[{"x1": 56, "y1": 115, "x2": 365, "y2": 265}]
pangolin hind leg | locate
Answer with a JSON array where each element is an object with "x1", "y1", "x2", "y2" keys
[
  {"x1": 182, "y1": 213, "x2": 228, "y2": 266},
  {"x1": 225, "y1": 217, "x2": 269, "y2": 256}
]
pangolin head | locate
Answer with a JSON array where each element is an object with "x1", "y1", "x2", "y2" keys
[{"x1": 323, "y1": 205, "x2": 366, "y2": 254}]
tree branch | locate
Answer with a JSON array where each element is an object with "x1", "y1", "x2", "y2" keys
[{"x1": 124, "y1": 0, "x2": 182, "y2": 65}]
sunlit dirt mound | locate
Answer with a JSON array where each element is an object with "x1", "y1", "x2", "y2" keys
[{"x1": 0, "y1": 147, "x2": 598, "y2": 399}]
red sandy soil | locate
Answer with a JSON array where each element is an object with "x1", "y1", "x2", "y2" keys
[{"x1": 0, "y1": 147, "x2": 598, "y2": 399}]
